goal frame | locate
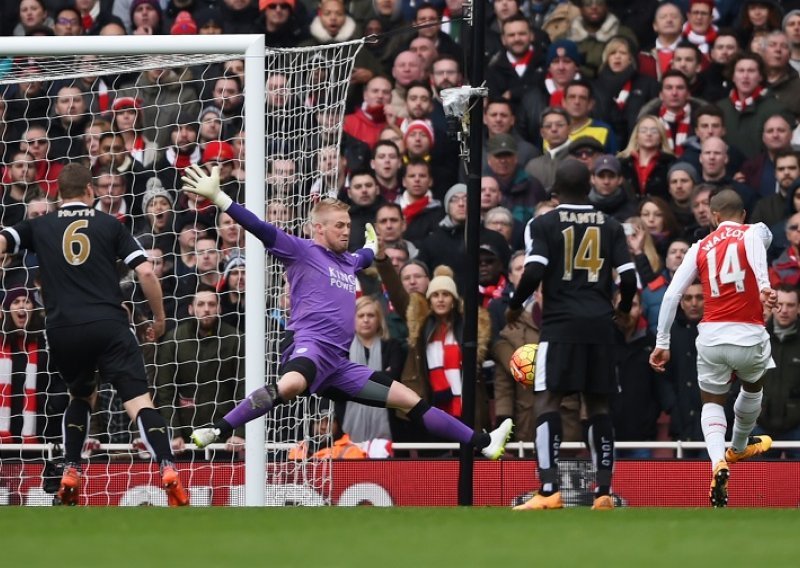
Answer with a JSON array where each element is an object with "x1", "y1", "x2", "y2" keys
[{"x1": 0, "y1": 34, "x2": 268, "y2": 506}]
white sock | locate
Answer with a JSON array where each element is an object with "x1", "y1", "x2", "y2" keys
[
  {"x1": 731, "y1": 389, "x2": 763, "y2": 453},
  {"x1": 701, "y1": 403, "x2": 727, "y2": 468}
]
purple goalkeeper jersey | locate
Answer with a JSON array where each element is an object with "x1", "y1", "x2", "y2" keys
[{"x1": 226, "y1": 203, "x2": 373, "y2": 352}]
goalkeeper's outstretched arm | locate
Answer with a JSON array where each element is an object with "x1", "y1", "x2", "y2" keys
[{"x1": 181, "y1": 164, "x2": 280, "y2": 248}]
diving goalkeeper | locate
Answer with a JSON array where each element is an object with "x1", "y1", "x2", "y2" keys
[{"x1": 182, "y1": 165, "x2": 513, "y2": 457}]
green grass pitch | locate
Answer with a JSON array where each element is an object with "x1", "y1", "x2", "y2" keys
[{"x1": 2, "y1": 507, "x2": 796, "y2": 567}]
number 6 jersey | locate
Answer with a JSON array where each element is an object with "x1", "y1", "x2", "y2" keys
[{"x1": 656, "y1": 221, "x2": 772, "y2": 349}]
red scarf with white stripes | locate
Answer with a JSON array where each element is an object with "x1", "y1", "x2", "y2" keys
[
  {"x1": 426, "y1": 324, "x2": 462, "y2": 417},
  {"x1": 509, "y1": 48, "x2": 534, "y2": 77},
  {"x1": 479, "y1": 274, "x2": 508, "y2": 308},
  {"x1": 659, "y1": 103, "x2": 691, "y2": 156},
  {"x1": 545, "y1": 71, "x2": 580, "y2": 108},
  {"x1": 614, "y1": 80, "x2": 632, "y2": 110},
  {"x1": 730, "y1": 86, "x2": 767, "y2": 112},
  {"x1": 682, "y1": 22, "x2": 718, "y2": 54},
  {"x1": 0, "y1": 339, "x2": 39, "y2": 443}
]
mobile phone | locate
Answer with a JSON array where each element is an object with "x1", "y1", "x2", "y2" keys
[{"x1": 622, "y1": 223, "x2": 635, "y2": 236}]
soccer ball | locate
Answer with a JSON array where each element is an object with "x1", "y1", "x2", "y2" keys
[{"x1": 510, "y1": 343, "x2": 538, "y2": 387}]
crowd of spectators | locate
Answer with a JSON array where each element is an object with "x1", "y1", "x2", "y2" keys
[{"x1": 1, "y1": 0, "x2": 800, "y2": 461}]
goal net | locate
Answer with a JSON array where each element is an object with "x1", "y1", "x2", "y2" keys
[{"x1": 0, "y1": 35, "x2": 362, "y2": 506}]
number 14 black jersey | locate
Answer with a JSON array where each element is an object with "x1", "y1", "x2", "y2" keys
[{"x1": 524, "y1": 204, "x2": 633, "y2": 343}]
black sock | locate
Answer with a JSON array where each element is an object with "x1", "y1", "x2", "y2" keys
[
  {"x1": 588, "y1": 413, "x2": 615, "y2": 496},
  {"x1": 136, "y1": 408, "x2": 175, "y2": 466},
  {"x1": 536, "y1": 411, "x2": 562, "y2": 495},
  {"x1": 62, "y1": 398, "x2": 92, "y2": 466},
  {"x1": 213, "y1": 418, "x2": 234, "y2": 440}
]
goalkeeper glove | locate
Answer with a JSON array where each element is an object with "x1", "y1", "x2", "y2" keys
[
  {"x1": 364, "y1": 222, "x2": 378, "y2": 254},
  {"x1": 180, "y1": 164, "x2": 233, "y2": 211}
]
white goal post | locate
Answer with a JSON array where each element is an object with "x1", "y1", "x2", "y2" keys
[{"x1": 0, "y1": 34, "x2": 363, "y2": 507}]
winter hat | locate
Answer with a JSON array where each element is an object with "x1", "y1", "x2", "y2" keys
[
  {"x1": 443, "y1": 183, "x2": 467, "y2": 209},
  {"x1": 260, "y1": 0, "x2": 296, "y2": 11},
  {"x1": 111, "y1": 97, "x2": 142, "y2": 112},
  {"x1": 142, "y1": 177, "x2": 174, "y2": 210},
  {"x1": 131, "y1": 0, "x2": 162, "y2": 19},
  {"x1": 426, "y1": 265, "x2": 459, "y2": 300},
  {"x1": 218, "y1": 253, "x2": 246, "y2": 292},
  {"x1": 546, "y1": 39, "x2": 582, "y2": 67},
  {"x1": 195, "y1": 6, "x2": 223, "y2": 29},
  {"x1": 667, "y1": 162, "x2": 700, "y2": 184},
  {"x1": 201, "y1": 141, "x2": 236, "y2": 163},
  {"x1": 170, "y1": 11, "x2": 198, "y2": 35},
  {"x1": 487, "y1": 134, "x2": 518, "y2": 156},
  {"x1": 404, "y1": 119, "x2": 435, "y2": 145},
  {"x1": 3, "y1": 287, "x2": 33, "y2": 311}
]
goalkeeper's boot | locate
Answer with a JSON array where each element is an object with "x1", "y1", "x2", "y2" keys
[
  {"x1": 725, "y1": 435, "x2": 772, "y2": 463},
  {"x1": 591, "y1": 494, "x2": 615, "y2": 510},
  {"x1": 56, "y1": 464, "x2": 82, "y2": 506},
  {"x1": 481, "y1": 418, "x2": 513, "y2": 460},
  {"x1": 191, "y1": 427, "x2": 220, "y2": 449},
  {"x1": 709, "y1": 460, "x2": 729, "y2": 508},
  {"x1": 162, "y1": 466, "x2": 189, "y2": 507},
  {"x1": 513, "y1": 491, "x2": 563, "y2": 511}
]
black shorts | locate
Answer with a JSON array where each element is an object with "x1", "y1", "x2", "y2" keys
[
  {"x1": 46, "y1": 320, "x2": 148, "y2": 402},
  {"x1": 535, "y1": 341, "x2": 616, "y2": 395}
]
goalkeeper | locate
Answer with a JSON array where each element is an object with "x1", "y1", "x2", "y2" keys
[{"x1": 182, "y1": 165, "x2": 513, "y2": 458}]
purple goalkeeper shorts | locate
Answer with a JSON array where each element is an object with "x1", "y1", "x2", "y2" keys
[{"x1": 281, "y1": 337, "x2": 378, "y2": 400}]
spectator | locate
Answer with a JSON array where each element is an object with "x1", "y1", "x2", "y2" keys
[
  {"x1": 396, "y1": 158, "x2": 443, "y2": 246},
  {"x1": 0, "y1": 286, "x2": 66, "y2": 445},
  {"x1": 703, "y1": 29, "x2": 740, "y2": 102},
  {"x1": 309, "y1": 145, "x2": 348, "y2": 198},
  {"x1": 173, "y1": 214, "x2": 213, "y2": 277},
  {"x1": 739, "y1": 114, "x2": 794, "y2": 197},
  {"x1": 343, "y1": 75, "x2": 392, "y2": 150},
  {"x1": 639, "y1": 70, "x2": 705, "y2": 157},
  {"x1": 388, "y1": 51, "x2": 424, "y2": 121},
  {"x1": 19, "y1": 124, "x2": 63, "y2": 199},
  {"x1": 484, "y1": 133, "x2": 547, "y2": 224},
  {"x1": 563, "y1": 79, "x2": 617, "y2": 153},
  {"x1": 618, "y1": 115, "x2": 676, "y2": 200},
  {"x1": 763, "y1": 31, "x2": 800, "y2": 120},
  {"x1": 76, "y1": 0, "x2": 119, "y2": 36},
  {"x1": 565, "y1": 0, "x2": 638, "y2": 78},
  {"x1": 371, "y1": 140, "x2": 403, "y2": 203},
  {"x1": 198, "y1": 106, "x2": 223, "y2": 145},
  {"x1": 752, "y1": 150, "x2": 800, "y2": 228},
  {"x1": 638, "y1": 195, "x2": 683, "y2": 258},
  {"x1": 642, "y1": 237, "x2": 690, "y2": 335},
  {"x1": 681, "y1": 0, "x2": 717, "y2": 54},
  {"x1": 688, "y1": 182, "x2": 714, "y2": 240},
  {"x1": 430, "y1": 54, "x2": 464, "y2": 103},
  {"x1": 485, "y1": 14, "x2": 545, "y2": 106},
  {"x1": 154, "y1": 287, "x2": 244, "y2": 450},
  {"x1": 718, "y1": 52, "x2": 790, "y2": 159},
  {"x1": 756, "y1": 284, "x2": 800, "y2": 458},
  {"x1": 217, "y1": 210, "x2": 245, "y2": 261},
  {"x1": 566, "y1": 135, "x2": 604, "y2": 172},
  {"x1": 785, "y1": 9, "x2": 800, "y2": 73},
  {"x1": 53, "y1": 6, "x2": 83, "y2": 36},
  {"x1": 375, "y1": 202, "x2": 418, "y2": 258},
  {"x1": 92, "y1": 166, "x2": 131, "y2": 228},
  {"x1": 671, "y1": 41, "x2": 715, "y2": 101},
  {"x1": 662, "y1": 280, "x2": 705, "y2": 444},
  {"x1": 82, "y1": 118, "x2": 111, "y2": 169},
  {"x1": 625, "y1": 215, "x2": 664, "y2": 285},
  {"x1": 343, "y1": 170, "x2": 386, "y2": 251},
  {"x1": 261, "y1": 0, "x2": 308, "y2": 47},
  {"x1": 154, "y1": 114, "x2": 202, "y2": 192},
  {"x1": 593, "y1": 36, "x2": 660, "y2": 144},
  {"x1": 218, "y1": 253, "x2": 246, "y2": 331},
  {"x1": 588, "y1": 154, "x2": 637, "y2": 222},
  {"x1": 524, "y1": 107, "x2": 572, "y2": 190},
  {"x1": 47, "y1": 85, "x2": 90, "y2": 161},
  {"x1": 737, "y1": 0, "x2": 783, "y2": 49},
  {"x1": 130, "y1": 0, "x2": 164, "y2": 35},
  {"x1": 220, "y1": 0, "x2": 260, "y2": 34},
  {"x1": 477, "y1": 242, "x2": 509, "y2": 309},
  {"x1": 266, "y1": 156, "x2": 299, "y2": 199},
  {"x1": 679, "y1": 104, "x2": 746, "y2": 177},
  {"x1": 4, "y1": 64, "x2": 50, "y2": 125},
  {"x1": 483, "y1": 98, "x2": 539, "y2": 169},
  {"x1": 1, "y1": 151, "x2": 40, "y2": 227},
  {"x1": 134, "y1": 180, "x2": 176, "y2": 255},
  {"x1": 14, "y1": 0, "x2": 54, "y2": 36},
  {"x1": 207, "y1": 76, "x2": 244, "y2": 139},
  {"x1": 95, "y1": 132, "x2": 157, "y2": 218},
  {"x1": 770, "y1": 211, "x2": 800, "y2": 286},
  {"x1": 638, "y1": 2, "x2": 685, "y2": 81},
  {"x1": 110, "y1": 97, "x2": 158, "y2": 167},
  {"x1": 195, "y1": 5, "x2": 224, "y2": 35},
  {"x1": 340, "y1": 296, "x2": 404, "y2": 443},
  {"x1": 667, "y1": 162, "x2": 700, "y2": 230},
  {"x1": 483, "y1": 206, "x2": 519, "y2": 249}
]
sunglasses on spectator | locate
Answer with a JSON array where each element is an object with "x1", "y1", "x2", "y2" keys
[
  {"x1": 267, "y1": 3, "x2": 291, "y2": 10},
  {"x1": 25, "y1": 138, "x2": 47, "y2": 145},
  {"x1": 789, "y1": 224, "x2": 800, "y2": 232},
  {"x1": 571, "y1": 149, "x2": 597, "y2": 158},
  {"x1": 57, "y1": 17, "x2": 80, "y2": 25}
]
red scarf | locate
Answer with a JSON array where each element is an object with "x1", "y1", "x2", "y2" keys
[
  {"x1": 479, "y1": 274, "x2": 508, "y2": 308},
  {"x1": 509, "y1": 48, "x2": 534, "y2": 77},
  {"x1": 545, "y1": 71, "x2": 580, "y2": 108},
  {"x1": 633, "y1": 151, "x2": 659, "y2": 195},
  {"x1": 682, "y1": 22, "x2": 718, "y2": 54},
  {"x1": 82, "y1": 13, "x2": 93, "y2": 32},
  {"x1": 614, "y1": 80, "x2": 632, "y2": 110},
  {"x1": 426, "y1": 324, "x2": 462, "y2": 417},
  {"x1": 730, "y1": 86, "x2": 767, "y2": 112},
  {"x1": 0, "y1": 339, "x2": 39, "y2": 444},
  {"x1": 658, "y1": 103, "x2": 691, "y2": 156},
  {"x1": 402, "y1": 195, "x2": 430, "y2": 225}
]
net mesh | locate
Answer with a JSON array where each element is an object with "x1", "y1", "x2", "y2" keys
[{"x1": 0, "y1": 40, "x2": 362, "y2": 506}]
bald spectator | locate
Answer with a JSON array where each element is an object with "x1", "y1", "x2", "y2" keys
[
  {"x1": 344, "y1": 75, "x2": 392, "y2": 149},
  {"x1": 739, "y1": 114, "x2": 794, "y2": 197},
  {"x1": 566, "y1": 0, "x2": 637, "y2": 78},
  {"x1": 718, "y1": 52, "x2": 790, "y2": 159},
  {"x1": 486, "y1": 14, "x2": 545, "y2": 106},
  {"x1": 698, "y1": 136, "x2": 757, "y2": 213},
  {"x1": 389, "y1": 51, "x2": 424, "y2": 120},
  {"x1": 639, "y1": 2, "x2": 684, "y2": 80}
]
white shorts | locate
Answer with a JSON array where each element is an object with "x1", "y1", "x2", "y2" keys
[{"x1": 696, "y1": 339, "x2": 775, "y2": 395}]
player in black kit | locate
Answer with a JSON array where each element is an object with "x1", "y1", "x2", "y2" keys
[
  {"x1": 506, "y1": 159, "x2": 637, "y2": 511},
  {"x1": 0, "y1": 163, "x2": 188, "y2": 506}
]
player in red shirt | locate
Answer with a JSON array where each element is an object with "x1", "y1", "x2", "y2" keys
[{"x1": 649, "y1": 189, "x2": 778, "y2": 507}]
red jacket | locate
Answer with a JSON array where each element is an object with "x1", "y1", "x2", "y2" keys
[{"x1": 343, "y1": 107, "x2": 387, "y2": 149}]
